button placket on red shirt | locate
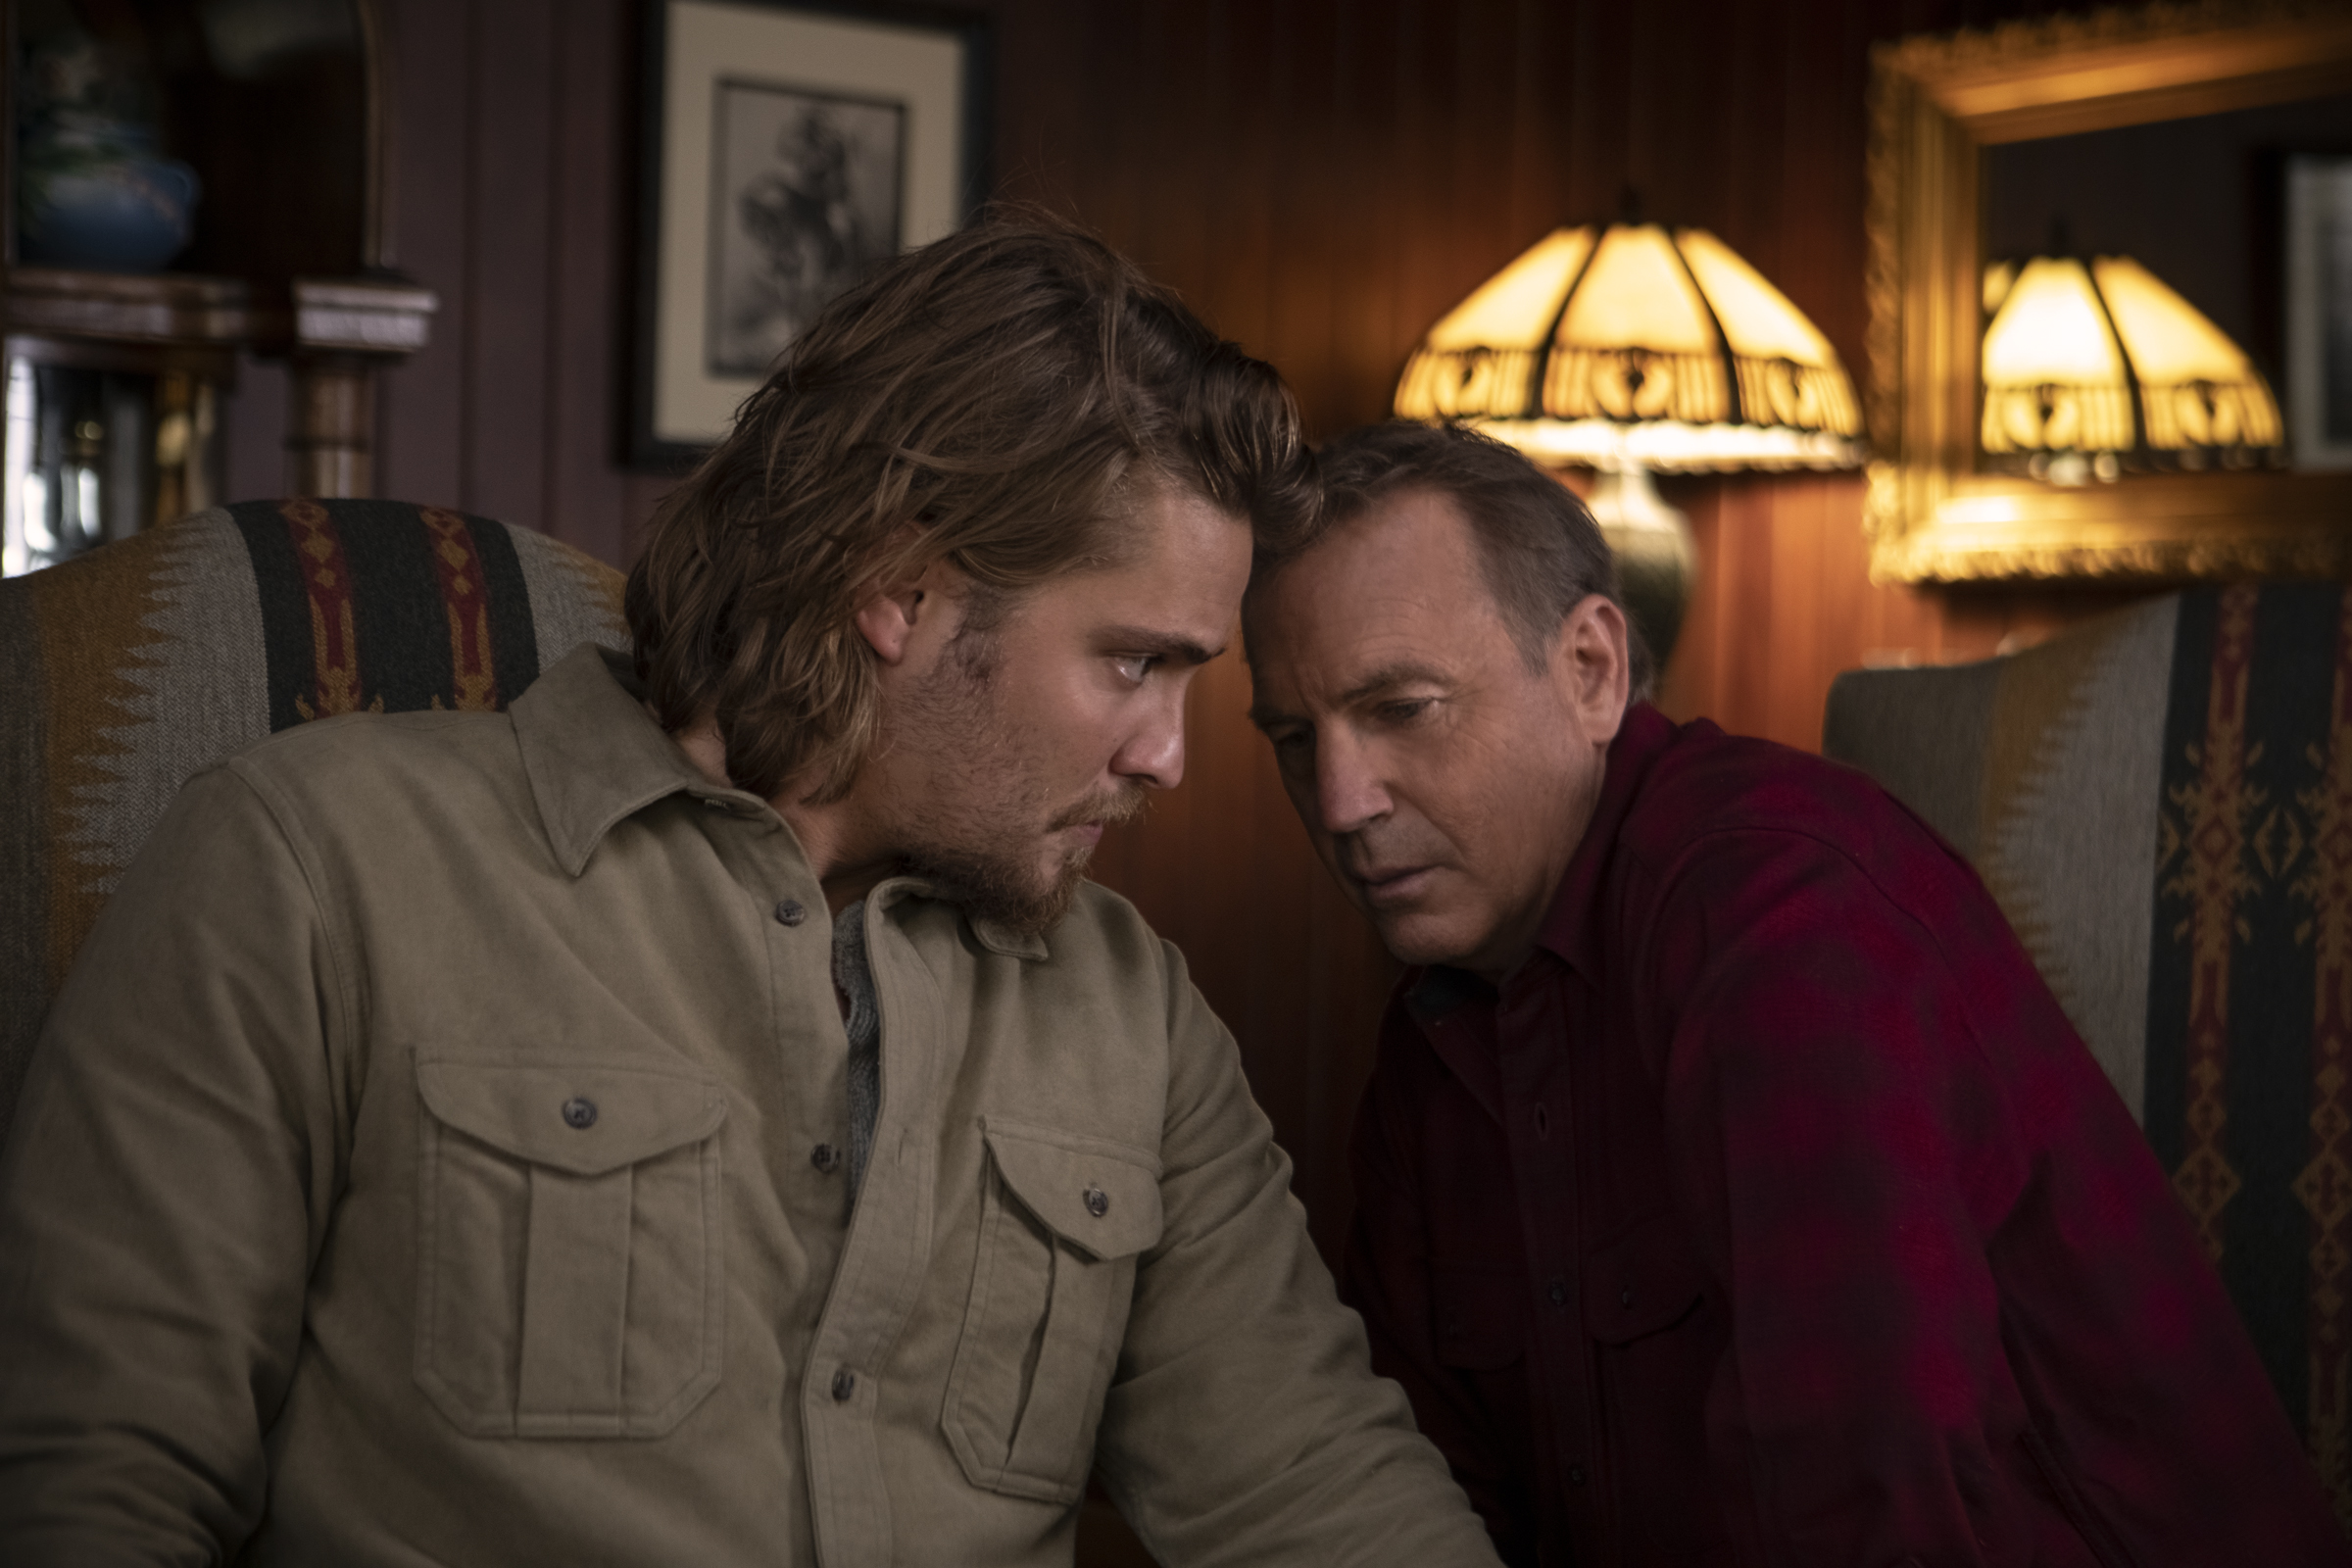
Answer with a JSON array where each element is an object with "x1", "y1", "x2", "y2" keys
[{"x1": 1494, "y1": 965, "x2": 1600, "y2": 1553}]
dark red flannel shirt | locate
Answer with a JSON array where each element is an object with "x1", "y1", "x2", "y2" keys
[{"x1": 1343, "y1": 704, "x2": 2346, "y2": 1568}]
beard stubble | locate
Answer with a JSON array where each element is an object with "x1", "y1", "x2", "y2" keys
[{"x1": 888, "y1": 625, "x2": 1150, "y2": 936}]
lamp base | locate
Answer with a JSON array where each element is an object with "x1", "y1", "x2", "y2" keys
[{"x1": 1585, "y1": 462, "x2": 1696, "y2": 669}]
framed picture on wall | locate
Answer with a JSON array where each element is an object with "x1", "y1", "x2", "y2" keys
[
  {"x1": 633, "y1": 0, "x2": 990, "y2": 466},
  {"x1": 2286, "y1": 153, "x2": 2352, "y2": 472}
]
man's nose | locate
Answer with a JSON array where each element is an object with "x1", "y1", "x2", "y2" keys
[
  {"x1": 1316, "y1": 729, "x2": 1389, "y2": 835},
  {"x1": 1112, "y1": 693, "x2": 1186, "y2": 791}
]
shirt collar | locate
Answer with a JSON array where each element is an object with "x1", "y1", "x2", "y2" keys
[
  {"x1": 509, "y1": 646, "x2": 1051, "y2": 959},
  {"x1": 511, "y1": 646, "x2": 752, "y2": 877},
  {"x1": 1528, "y1": 700, "x2": 1678, "y2": 982},
  {"x1": 870, "y1": 877, "x2": 1051, "y2": 961},
  {"x1": 1399, "y1": 700, "x2": 1679, "y2": 1016}
]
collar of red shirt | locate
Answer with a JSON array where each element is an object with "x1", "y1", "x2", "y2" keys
[
  {"x1": 1526, "y1": 700, "x2": 1679, "y2": 985},
  {"x1": 1402, "y1": 699, "x2": 1679, "y2": 1024}
]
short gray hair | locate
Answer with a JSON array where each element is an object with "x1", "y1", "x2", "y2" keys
[{"x1": 1250, "y1": 420, "x2": 1653, "y2": 700}]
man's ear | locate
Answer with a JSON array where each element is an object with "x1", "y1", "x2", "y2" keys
[
  {"x1": 852, "y1": 530, "x2": 944, "y2": 666},
  {"x1": 854, "y1": 575, "x2": 928, "y2": 666},
  {"x1": 1552, "y1": 593, "x2": 1632, "y2": 744}
]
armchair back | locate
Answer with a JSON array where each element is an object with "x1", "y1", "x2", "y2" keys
[
  {"x1": 0, "y1": 499, "x2": 627, "y2": 1145},
  {"x1": 1827, "y1": 583, "x2": 2352, "y2": 1524}
]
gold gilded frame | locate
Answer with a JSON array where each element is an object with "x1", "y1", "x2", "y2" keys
[{"x1": 1865, "y1": 2, "x2": 2352, "y2": 582}]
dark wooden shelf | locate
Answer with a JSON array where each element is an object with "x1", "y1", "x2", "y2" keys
[
  {"x1": 3, "y1": 268, "x2": 252, "y2": 348},
  {"x1": 2, "y1": 2, "x2": 427, "y2": 502}
]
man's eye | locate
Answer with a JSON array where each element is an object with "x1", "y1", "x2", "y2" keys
[
  {"x1": 1112, "y1": 654, "x2": 1160, "y2": 685},
  {"x1": 1376, "y1": 699, "x2": 1434, "y2": 724}
]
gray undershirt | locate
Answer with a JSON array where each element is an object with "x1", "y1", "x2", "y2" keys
[{"x1": 831, "y1": 899, "x2": 881, "y2": 1204}]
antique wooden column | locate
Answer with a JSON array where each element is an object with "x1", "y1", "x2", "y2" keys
[{"x1": 284, "y1": 277, "x2": 437, "y2": 498}]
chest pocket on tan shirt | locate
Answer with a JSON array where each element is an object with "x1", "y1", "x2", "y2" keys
[
  {"x1": 945, "y1": 1118, "x2": 1164, "y2": 1504},
  {"x1": 413, "y1": 1060, "x2": 727, "y2": 1439}
]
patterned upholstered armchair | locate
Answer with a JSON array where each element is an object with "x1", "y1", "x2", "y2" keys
[
  {"x1": 0, "y1": 499, "x2": 628, "y2": 1145},
  {"x1": 1826, "y1": 583, "x2": 2352, "y2": 1529}
]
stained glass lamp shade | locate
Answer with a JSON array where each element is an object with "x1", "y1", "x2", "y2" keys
[
  {"x1": 1980, "y1": 254, "x2": 2282, "y2": 484},
  {"x1": 1395, "y1": 222, "x2": 1864, "y2": 469},
  {"x1": 1394, "y1": 222, "x2": 1863, "y2": 662}
]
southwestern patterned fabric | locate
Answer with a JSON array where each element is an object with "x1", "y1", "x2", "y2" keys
[
  {"x1": 0, "y1": 498, "x2": 627, "y2": 1146},
  {"x1": 1826, "y1": 583, "x2": 2352, "y2": 1530}
]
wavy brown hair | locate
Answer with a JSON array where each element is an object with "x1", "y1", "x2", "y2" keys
[{"x1": 627, "y1": 212, "x2": 1317, "y2": 804}]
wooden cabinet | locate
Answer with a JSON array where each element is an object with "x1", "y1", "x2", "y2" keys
[{"x1": 2, "y1": 0, "x2": 434, "y2": 575}]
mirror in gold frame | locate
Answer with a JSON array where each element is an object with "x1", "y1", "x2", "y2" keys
[{"x1": 1865, "y1": 2, "x2": 2352, "y2": 582}]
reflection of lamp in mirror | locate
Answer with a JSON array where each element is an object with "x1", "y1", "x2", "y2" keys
[
  {"x1": 1394, "y1": 220, "x2": 1863, "y2": 664},
  {"x1": 1981, "y1": 253, "x2": 2283, "y2": 485}
]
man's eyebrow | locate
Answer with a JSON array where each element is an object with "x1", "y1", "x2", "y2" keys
[
  {"x1": 1340, "y1": 662, "x2": 1449, "y2": 705},
  {"x1": 1248, "y1": 662, "x2": 1450, "y2": 732},
  {"x1": 1102, "y1": 626, "x2": 1223, "y2": 666},
  {"x1": 1247, "y1": 701, "x2": 1292, "y2": 733}
]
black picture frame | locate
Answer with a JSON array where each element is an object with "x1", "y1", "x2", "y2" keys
[{"x1": 630, "y1": 0, "x2": 991, "y2": 470}]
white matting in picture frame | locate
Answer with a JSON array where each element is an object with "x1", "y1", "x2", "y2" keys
[{"x1": 637, "y1": 0, "x2": 988, "y2": 463}]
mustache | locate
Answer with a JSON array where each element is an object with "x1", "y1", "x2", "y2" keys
[
  {"x1": 1050, "y1": 785, "x2": 1151, "y2": 832},
  {"x1": 1331, "y1": 823, "x2": 1443, "y2": 878}
]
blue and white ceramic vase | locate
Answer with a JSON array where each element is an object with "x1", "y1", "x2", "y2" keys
[{"x1": 18, "y1": 120, "x2": 200, "y2": 273}]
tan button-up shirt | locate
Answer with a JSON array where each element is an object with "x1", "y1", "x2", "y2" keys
[{"x1": 0, "y1": 647, "x2": 1496, "y2": 1567}]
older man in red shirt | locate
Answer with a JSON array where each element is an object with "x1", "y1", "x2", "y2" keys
[{"x1": 1244, "y1": 421, "x2": 2346, "y2": 1567}]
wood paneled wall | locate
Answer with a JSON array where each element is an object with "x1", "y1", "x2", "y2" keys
[{"x1": 214, "y1": 0, "x2": 2110, "y2": 1264}]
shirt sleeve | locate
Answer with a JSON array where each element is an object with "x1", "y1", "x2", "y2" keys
[
  {"x1": 1089, "y1": 942, "x2": 1501, "y2": 1568},
  {"x1": 1642, "y1": 825, "x2": 2045, "y2": 1565},
  {"x1": 0, "y1": 762, "x2": 352, "y2": 1565},
  {"x1": 1652, "y1": 819, "x2": 2352, "y2": 1567}
]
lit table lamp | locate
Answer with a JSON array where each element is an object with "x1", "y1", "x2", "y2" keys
[
  {"x1": 1980, "y1": 253, "x2": 2282, "y2": 484},
  {"x1": 1394, "y1": 221, "x2": 1864, "y2": 662}
]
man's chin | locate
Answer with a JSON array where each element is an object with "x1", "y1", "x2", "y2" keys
[
  {"x1": 904, "y1": 846, "x2": 1092, "y2": 939},
  {"x1": 1366, "y1": 906, "x2": 1481, "y2": 970}
]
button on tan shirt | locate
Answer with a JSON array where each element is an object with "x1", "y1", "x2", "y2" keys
[{"x1": 0, "y1": 647, "x2": 1496, "y2": 1567}]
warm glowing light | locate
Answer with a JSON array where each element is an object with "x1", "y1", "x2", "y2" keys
[
  {"x1": 1677, "y1": 229, "x2": 1841, "y2": 368},
  {"x1": 1557, "y1": 226, "x2": 1717, "y2": 353},
  {"x1": 2096, "y1": 258, "x2": 2281, "y2": 450},
  {"x1": 1459, "y1": 416, "x2": 1859, "y2": 470},
  {"x1": 1395, "y1": 222, "x2": 1863, "y2": 471},
  {"x1": 1423, "y1": 228, "x2": 1593, "y2": 351},
  {"x1": 1984, "y1": 260, "x2": 2016, "y2": 318},
  {"x1": 1984, "y1": 259, "x2": 2128, "y2": 385},
  {"x1": 1980, "y1": 251, "x2": 2282, "y2": 466}
]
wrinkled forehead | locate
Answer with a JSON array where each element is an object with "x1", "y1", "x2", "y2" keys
[
  {"x1": 1031, "y1": 482, "x2": 1254, "y2": 641},
  {"x1": 1243, "y1": 490, "x2": 1510, "y2": 703}
]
